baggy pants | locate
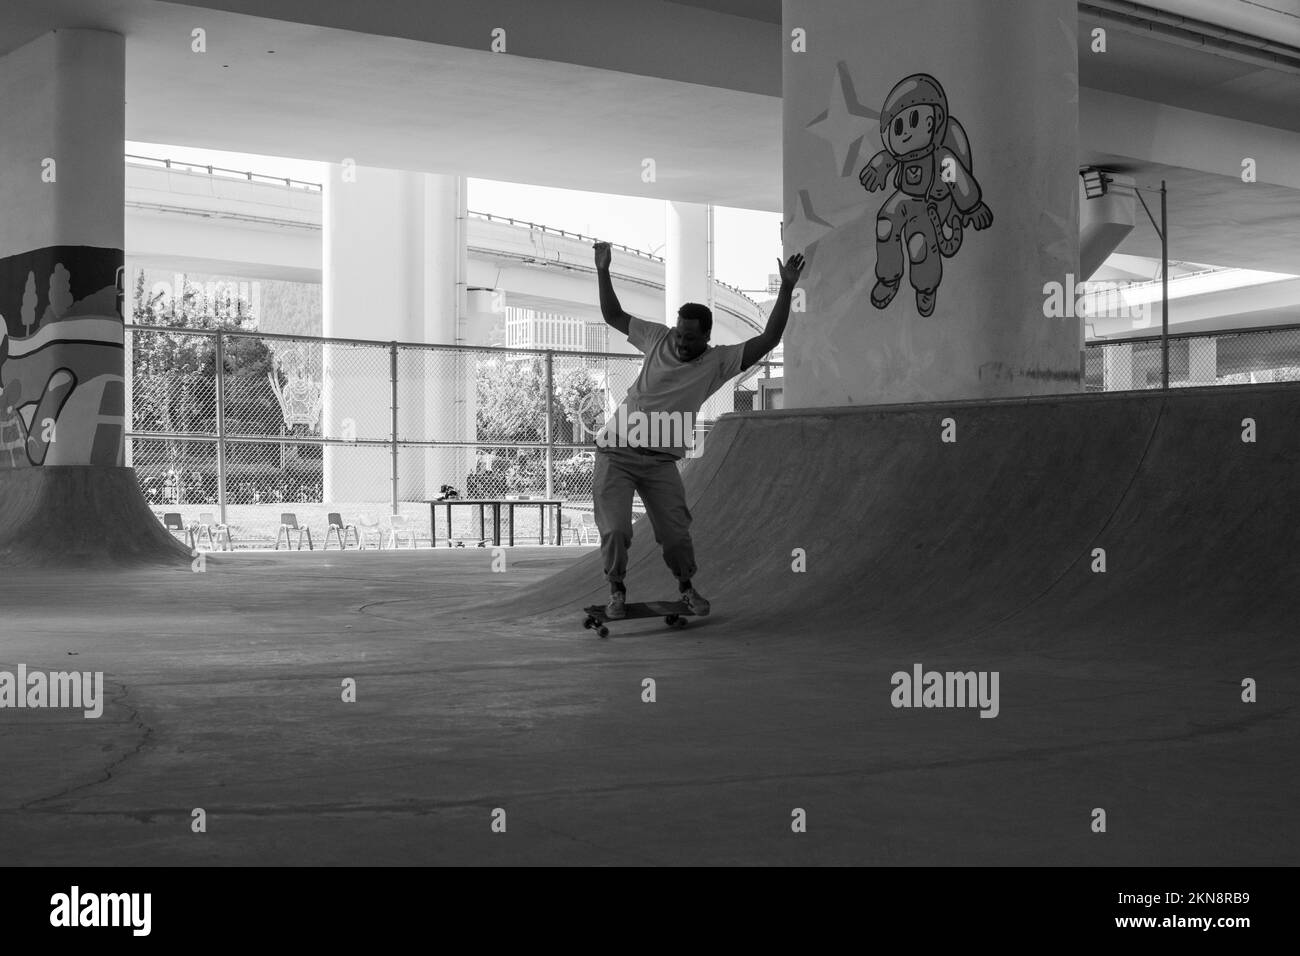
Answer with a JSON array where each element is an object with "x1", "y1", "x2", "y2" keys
[{"x1": 593, "y1": 445, "x2": 696, "y2": 591}]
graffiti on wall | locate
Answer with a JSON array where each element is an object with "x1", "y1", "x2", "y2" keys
[
  {"x1": 0, "y1": 246, "x2": 124, "y2": 468},
  {"x1": 859, "y1": 74, "x2": 994, "y2": 317}
]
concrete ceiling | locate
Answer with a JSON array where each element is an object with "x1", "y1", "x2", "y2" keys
[
  {"x1": 0, "y1": 0, "x2": 1297, "y2": 275},
  {"x1": 1077, "y1": 7, "x2": 1300, "y2": 274},
  {"x1": 1, "y1": 0, "x2": 781, "y2": 209},
  {"x1": 1081, "y1": 154, "x2": 1300, "y2": 275},
  {"x1": 665, "y1": 0, "x2": 781, "y2": 22},
  {"x1": 1078, "y1": 8, "x2": 1300, "y2": 134}
]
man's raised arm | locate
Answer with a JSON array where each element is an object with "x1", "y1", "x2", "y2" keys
[
  {"x1": 593, "y1": 241, "x2": 632, "y2": 337},
  {"x1": 741, "y1": 252, "x2": 805, "y2": 371}
]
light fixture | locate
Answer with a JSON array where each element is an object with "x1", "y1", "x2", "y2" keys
[{"x1": 1080, "y1": 167, "x2": 1111, "y2": 200}]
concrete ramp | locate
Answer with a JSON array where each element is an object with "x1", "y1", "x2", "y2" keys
[
  {"x1": 505, "y1": 384, "x2": 1300, "y2": 649},
  {"x1": 0, "y1": 465, "x2": 191, "y2": 567}
]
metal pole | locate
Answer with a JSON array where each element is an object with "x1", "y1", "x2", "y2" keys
[
  {"x1": 544, "y1": 350, "x2": 555, "y2": 501},
  {"x1": 390, "y1": 342, "x2": 399, "y2": 517},
  {"x1": 1161, "y1": 180, "x2": 1169, "y2": 389},
  {"x1": 123, "y1": 325, "x2": 134, "y2": 469},
  {"x1": 214, "y1": 329, "x2": 228, "y2": 524},
  {"x1": 706, "y1": 203, "x2": 715, "y2": 318}
]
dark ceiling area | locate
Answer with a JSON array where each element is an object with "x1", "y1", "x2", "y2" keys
[
  {"x1": 665, "y1": 0, "x2": 782, "y2": 23},
  {"x1": 1077, "y1": 11, "x2": 1300, "y2": 133}
]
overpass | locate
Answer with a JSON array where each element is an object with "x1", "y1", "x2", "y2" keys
[
  {"x1": 122, "y1": 153, "x2": 1295, "y2": 346},
  {"x1": 124, "y1": 155, "x2": 769, "y2": 346}
]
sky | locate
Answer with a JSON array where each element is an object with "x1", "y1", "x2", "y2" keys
[{"x1": 126, "y1": 142, "x2": 784, "y2": 295}]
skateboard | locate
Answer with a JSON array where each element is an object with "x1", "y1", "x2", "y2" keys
[{"x1": 582, "y1": 600, "x2": 694, "y2": 638}]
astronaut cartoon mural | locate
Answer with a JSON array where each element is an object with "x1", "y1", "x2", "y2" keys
[{"x1": 859, "y1": 74, "x2": 994, "y2": 317}]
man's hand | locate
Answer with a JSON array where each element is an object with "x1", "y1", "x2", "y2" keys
[
  {"x1": 593, "y1": 241, "x2": 612, "y2": 271},
  {"x1": 777, "y1": 252, "x2": 806, "y2": 287},
  {"x1": 742, "y1": 251, "x2": 805, "y2": 371}
]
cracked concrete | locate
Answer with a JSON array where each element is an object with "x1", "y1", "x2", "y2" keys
[{"x1": 0, "y1": 544, "x2": 1295, "y2": 865}]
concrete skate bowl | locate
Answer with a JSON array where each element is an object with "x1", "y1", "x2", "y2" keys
[
  {"x1": 480, "y1": 382, "x2": 1300, "y2": 657},
  {"x1": 0, "y1": 465, "x2": 191, "y2": 567}
]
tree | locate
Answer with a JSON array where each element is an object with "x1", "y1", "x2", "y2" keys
[
  {"x1": 474, "y1": 355, "x2": 600, "y2": 494},
  {"x1": 20, "y1": 272, "x2": 36, "y2": 333},
  {"x1": 129, "y1": 270, "x2": 280, "y2": 490}
]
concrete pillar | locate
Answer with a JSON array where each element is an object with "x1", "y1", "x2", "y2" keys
[
  {"x1": 421, "y1": 174, "x2": 488, "y2": 509},
  {"x1": 0, "y1": 30, "x2": 186, "y2": 564},
  {"x1": 1188, "y1": 337, "x2": 1217, "y2": 384},
  {"x1": 665, "y1": 201, "x2": 711, "y2": 326},
  {"x1": 782, "y1": 0, "x2": 1081, "y2": 407},
  {"x1": 1102, "y1": 343, "x2": 1135, "y2": 391},
  {"x1": 322, "y1": 167, "x2": 476, "y2": 507},
  {"x1": 0, "y1": 30, "x2": 127, "y2": 468}
]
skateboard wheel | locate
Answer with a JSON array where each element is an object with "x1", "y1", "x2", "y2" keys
[
  {"x1": 665, "y1": 615, "x2": 677, "y2": 626},
  {"x1": 597, "y1": 626, "x2": 609, "y2": 638}
]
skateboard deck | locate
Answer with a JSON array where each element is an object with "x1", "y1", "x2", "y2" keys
[{"x1": 582, "y1": 600, "x2": 693, "y2": 637}]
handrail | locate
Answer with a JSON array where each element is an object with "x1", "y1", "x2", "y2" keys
[
  {"x1": 125, "y1": 153, "x2": 322, "y2": 191},
  {"x1": 468, "y1": 210, "x2": 762, "y2": 309},
  {"x1": 468, "y1": 210, "x2": 663, "y2": 262}
]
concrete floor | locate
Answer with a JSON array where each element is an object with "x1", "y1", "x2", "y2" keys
[{"x1": 1, "y1": 546, "x2": 1294, "y2": 866}]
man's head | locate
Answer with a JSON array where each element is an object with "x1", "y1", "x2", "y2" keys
[{"x1": 673, "y1": 303, "x2": 712, "y2": 361}]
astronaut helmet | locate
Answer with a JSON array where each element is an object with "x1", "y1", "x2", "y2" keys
[{"x1": 879, "y1": 73, "x2": 950, "y2": 161}]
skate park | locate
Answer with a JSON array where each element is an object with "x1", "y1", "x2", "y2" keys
[{"x1": 2, "y1": 0, "x2": 1300, "y2": 868}]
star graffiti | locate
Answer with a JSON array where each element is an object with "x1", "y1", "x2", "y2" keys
[{"x1": 805, "y1": 60, "x2": 880, "y2": 179}]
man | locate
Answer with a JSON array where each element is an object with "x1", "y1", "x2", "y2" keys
[{"x1": 591, "y1": 239, "x2": 805, "y2": 619}]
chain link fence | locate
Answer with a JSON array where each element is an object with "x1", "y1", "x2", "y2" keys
[
  {"x1": 1085, "y1": 324, "x2": 1300, "y2": 391},
  {"x1": 126, "y1": 324, "x2": 781, "y2": 550},
  {"x1": 130, "y1": 321, "x2": 1300, "y2": 549}
]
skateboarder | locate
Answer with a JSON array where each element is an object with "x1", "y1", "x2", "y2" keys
[{"x1": 592, "y1": 240, "x2": 805, "y2": 619}]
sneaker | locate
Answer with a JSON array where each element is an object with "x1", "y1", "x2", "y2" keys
[
  {"x1": 606, "y1": 589, "x2": 627, "y2": 619},
  {"x1": 680, "y1": 586, "x2": 711, "y2": 616}
]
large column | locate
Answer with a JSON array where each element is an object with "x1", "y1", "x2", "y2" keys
[
  {"x1": 664, "y1": 201, "x2": 711, "y2": 326},
  {"x1": 0, "y1": 30, "x2": 185, "y2": 564},
  {"x1": 1188, "y1": 337, "x2": 1217, "y2": 385},
  {"x1": 420, "y1": 174, "x2": 477, "y2": 508},
  {"x1": 1103, "y1": 343, "x2": 1135, "y2": 391},
  {"x1": 782, "y1": 0, "x2": 1081, "y2": 407},
  {"x1": 322, "y1": 168, "x2": 475, "y2": 507}
]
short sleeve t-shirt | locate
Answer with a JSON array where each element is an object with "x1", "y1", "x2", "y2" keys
[{"x1": 596, "y1": 317, "x2": 747, "y2": 459}]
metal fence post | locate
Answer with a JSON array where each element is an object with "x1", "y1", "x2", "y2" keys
[
  {"x1": 123, "y1": 325, "x2": 134, "y2": 468},
  {"x1": 1161, "y1": 179, "x2": 1169, "y2": 390},
  {"x1": 214, "y1": 329, "x2": 228, "y2": 524},
  {"x1": 545, "y1": 350, "x2": 555, "y2": 500},
  {"x1": 390, "y1": 342, "x2": 399, "y2": 517}
]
